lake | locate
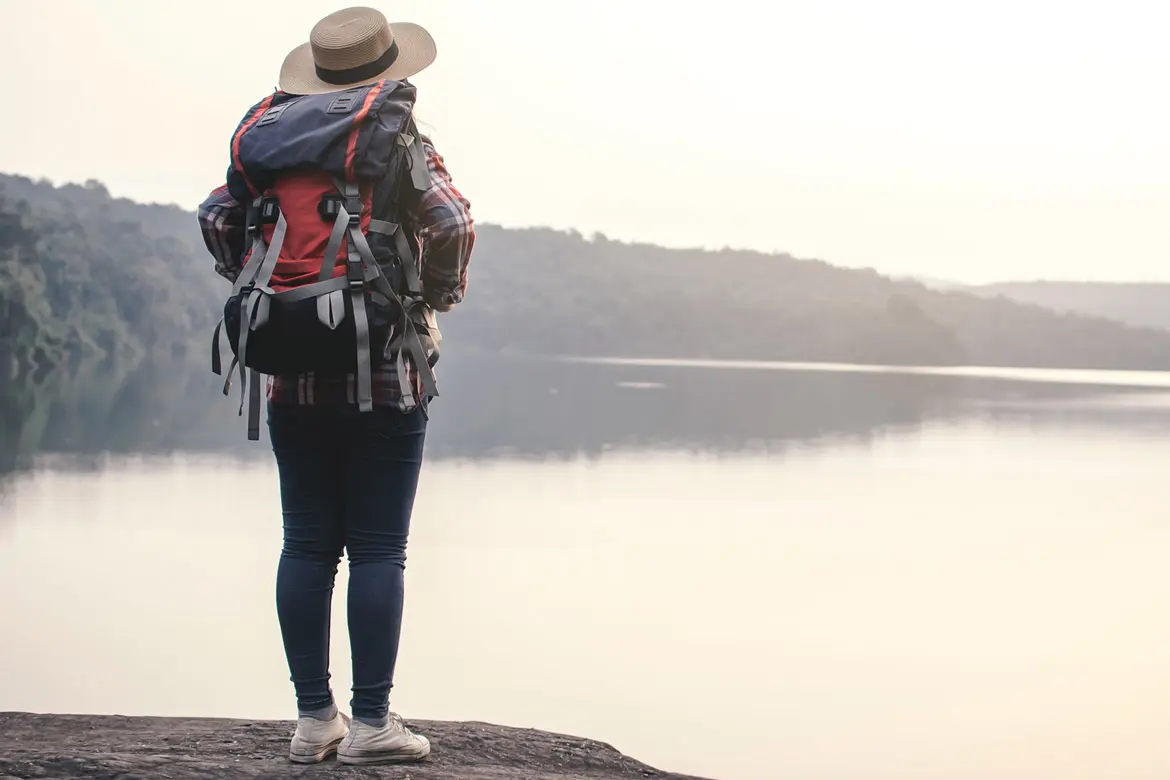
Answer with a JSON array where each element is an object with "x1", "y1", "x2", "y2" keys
[{"x1": 2, "y1": 354, "x2": 1170, "y2": 780}]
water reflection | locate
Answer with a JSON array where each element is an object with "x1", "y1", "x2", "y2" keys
[
  {"x1": 5, "y1": 357, "x2": 1170, "y2": 780},
  {"x1": 4, "y1": 352, "x2": 1170, "y2": 480}
]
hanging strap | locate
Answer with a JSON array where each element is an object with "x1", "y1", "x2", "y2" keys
[
  {"x1": 214, "y1": 199, "x2": 263, "y2": 376},
  {"x1": 367, "y1": 219, "x2": 423, "y2": 297},
  {"x1": 231, "y1": 199, "x2": 273, "y2": 295},
  {"x1": 230, "y1": 232, "x2": 264, "y2": 398},
  {"x1": 246, "y1": 367, "x2": 264, "y2": 441},
  {"x1": 222, "y1": 357, "x2": 238, "y2": 396},
  {"x1": 235, "y1": 215, "x2": 284, "y2": 413},
  {"x1": 235, "y1": 208, "x2": 287, "y2": 441},
  {"x1": 398, "y1": 299, "x2": 440, "y2": 398},
  {"x1": 366, "y1": 217, "x2": 438, "y2": 392},
  {"x1": 351, "y1": 286, "x2": 374, "y2": 412},
  {"x1": 334, "y1": 182, "x2": 375, "y2": 413},
  {"x1": 347, "y1": 212, "x2": 414, "y2": 409},
  {"x1": 211, "y1": 317, "x2": 224, "y2": 376},
  {"x1": 216, "y1": 196, "x2": 274, "y2": 381},
  {"x1": 346, "y1": 212, "x2": 439, "y2": 409}
]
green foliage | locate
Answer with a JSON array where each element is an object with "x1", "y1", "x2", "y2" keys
[
  {"x1": 0, "y1": 176, "x2": 221, "y2": 374},
  {"x1": 4, "y1": 173, "x2": 1170, "y2": 378}
]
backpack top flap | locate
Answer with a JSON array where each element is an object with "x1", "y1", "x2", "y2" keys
[{"x1": 228, "y1": 79, "x2": 417, "y2": 204}]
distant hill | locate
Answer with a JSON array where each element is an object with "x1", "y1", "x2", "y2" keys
[
  {"x1": 973, "y1": 281, "x2": 1170, "y2": 332},
  {"x1": 5, "y1": 171, "x2": 1170, "y2": 375},
  {"x1": 892, "y1": 275, "x2": 970, "y2": 292}
]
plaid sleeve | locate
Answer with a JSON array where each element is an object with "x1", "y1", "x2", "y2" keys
[
  {"x1": 414, "y1": 137, "x2": 475, "y2": 312},
  {"x1": 197, "y1": 181, "x2": 247, "y2": 283}
]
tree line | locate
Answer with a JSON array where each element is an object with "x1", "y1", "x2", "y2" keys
[{"x1": 5, "y1": 172, "x2": 1170, "y2": 379}]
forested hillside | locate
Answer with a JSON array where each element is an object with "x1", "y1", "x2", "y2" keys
[
  {"x1": 0, "y1": 177, "x2": 219, "y2": 371},
  {"x1": 4, "y1": 172, "x2": 1170, "y2": 375},
  {"x1": 974, "y1": 281, "x2": 1170, "y2": 333}
]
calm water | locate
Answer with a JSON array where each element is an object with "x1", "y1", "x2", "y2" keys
[{"x1": 3, "y1": 355, "x2": 1170, "y2": 780}]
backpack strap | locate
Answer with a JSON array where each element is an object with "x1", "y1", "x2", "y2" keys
[
  {"x1": 213, "y1": 198, "x2": 273, "y2": 378},
  {"x1": 330, "y1": 181, "x2": 375, "y2": 413},
  {"x1": 366, "y1": 218, "x2": 440, "y2": 394},
  {"x1": 354, "y1": 219, "x2": 438, "y2": 408},
  {"x1": 398, "y1": 130, "x2": 431, "y2": 193},
  {"x1": 327, "y1": 176, "x2": 439, "y2": 412},
  {"x1": 368, "y1": 219, "x2": 422, "y2": 298},
  {"x1": 211, "y1": 317, "x2": 225, "y2": 376},
  {"x1": 215, "y1": 196, "x2": 288, "y2": 441},
  {"x1": 317, "y1": 203, "x2": 351, "y2": 283}
]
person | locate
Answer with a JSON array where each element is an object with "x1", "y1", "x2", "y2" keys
[{"x1": 197, "y1": 6, "x2": 475, "y2": 766}]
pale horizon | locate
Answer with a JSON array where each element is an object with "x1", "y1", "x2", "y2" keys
[{"x1": 2, "y1": 0, "x2": 1167, "y2": 285}]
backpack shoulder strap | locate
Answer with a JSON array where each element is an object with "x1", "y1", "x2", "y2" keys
[{"x1": 397, "y1": 128, "x2": 431, "y2": 193}]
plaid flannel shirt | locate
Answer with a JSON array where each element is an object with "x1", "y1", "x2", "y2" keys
[{"x1": 198, "y1": 135, "x2": 474, "y2": 407}]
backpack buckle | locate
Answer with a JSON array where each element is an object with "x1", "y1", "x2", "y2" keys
[
  {"x1": 346, "y1": 196, "x2": 363, "y2": 225},
  {"x1": 346, "y1": 259, "x2": 365, "y2": 291},
  {"x1": 258, "y1": 197, "x2": 280, "y2": 224},
  {"x1": 318, "y1": 193, "x2": 362, "y2": 224},
  {"x1": 318, "y1": 194, "x2": 343, "y2": 221}
]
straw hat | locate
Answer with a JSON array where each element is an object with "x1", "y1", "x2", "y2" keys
[{"x1": 279, "y1": 7, "x2": 436, "y2": 95}]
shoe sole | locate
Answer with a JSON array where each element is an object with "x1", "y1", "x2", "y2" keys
[
  {"x1": 337, "y1": 743, "x2": 431, "y2": 766},
  {"x1": 289, "y1": 737, "x2": 345, "y2": 764}
]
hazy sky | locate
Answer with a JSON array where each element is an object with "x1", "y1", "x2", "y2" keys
[{"x1": 2, "y1": 0, "x2": 1166, "y2": 284}]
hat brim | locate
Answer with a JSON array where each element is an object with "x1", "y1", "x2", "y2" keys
[{"x1": 278, "y1": 21, "x2": 436, "y2": 95}]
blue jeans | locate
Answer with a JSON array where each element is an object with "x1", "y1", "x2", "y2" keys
[{"x1": 267, "y1": 402, "x2": 427, "y2": 721}]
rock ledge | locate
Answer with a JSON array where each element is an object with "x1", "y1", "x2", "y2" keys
[{"x1": 0, "y1": 712, "x2": 708, "y2": 780}]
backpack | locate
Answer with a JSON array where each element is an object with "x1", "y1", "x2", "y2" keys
[{"x1": 209, "y1": 79, "x2": 439, "y2": 440}]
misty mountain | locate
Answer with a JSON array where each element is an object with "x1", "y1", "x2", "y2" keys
[
  {"x1": 973, "y1": 281, "x2": 1170, "y2": 332},
  {"x1": 5, "y1": 171, "x2": 1170, "y2": 376},
  {"x1": 891, "y1": 275, "x2": 969, "y2": 292}
]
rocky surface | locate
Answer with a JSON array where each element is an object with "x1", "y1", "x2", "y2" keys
[{"x1": 0, "y1": 712, "x2": 709, "y2": 780}]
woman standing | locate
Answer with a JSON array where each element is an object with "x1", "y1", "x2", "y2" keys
[{"x1": 198, "y1": 6, "x2": 475, "y2": 766}]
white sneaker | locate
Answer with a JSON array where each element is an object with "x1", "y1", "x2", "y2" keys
[
  {"x1": 289, "y1": 710, "x2": 350, "y2": 763},
  {"x1": 337, "y1": 713, "x2": 431, "y2": 765}
]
